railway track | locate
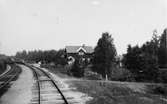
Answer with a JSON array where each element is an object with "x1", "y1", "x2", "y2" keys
[
  {"x1": 0, "y1": 65, "x2": 13, "y2": 80},
  {"x1": 0, "y1": 64, "x2": 22, "y2": 94},
  {"x1": 0, "y1": 65, "x2": 11, "y2": 78},
  {"x1": 28, "y1": 65, "x2": 69, "y2": 104}
]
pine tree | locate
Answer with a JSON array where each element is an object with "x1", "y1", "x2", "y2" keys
[
  {"x1": 123, "y1": 31, "x2": 160, "y2": 81},
  {"x1": 158, "y1": 28, "x2": 167, "y2": 67}
]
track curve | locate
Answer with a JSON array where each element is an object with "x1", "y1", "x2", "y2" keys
[{"x1": 27, "y1": 64, "x2": 69, "y2": 104}]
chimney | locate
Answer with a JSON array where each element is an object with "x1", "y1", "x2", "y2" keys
[{"x1": 82, "y1": 44, "x2": 85, "y2": 47}]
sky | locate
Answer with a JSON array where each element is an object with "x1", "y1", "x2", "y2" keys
[{"x1": 0, "y1": 0, "x2": 167, "y2": 55}]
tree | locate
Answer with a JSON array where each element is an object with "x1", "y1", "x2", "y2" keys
[
  {"x1": 15, "y1": 49, "x2": 68, "y2": 66},
  {"x1": 55, "y1": 49, "x2": 67, "y2": 65},
  {"x1": 142, "y1": 30, "x2": 160, "y2": 56},
  {"x1": 92, "y1": 32, "x2": 117, "y2": 79},
  {"x1": 70, "y1": 59, "x2": 84, "y2": 77},
  {"x1": 15, "y1": 50, "x2": 27, "y2": 60},
  {"x1": 123, "y1": 45, "x2": 141, "y2": 72},
  {"x1": 123, "y1": 31, "x2": 160, "y2": 81},
  {"x1": 158, "y1": 28, "x2": 167, "y2": 67}
]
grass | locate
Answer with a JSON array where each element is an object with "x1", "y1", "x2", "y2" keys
[
  {"x1": 66, "y1": 80, "x2": 167, "y2": 104},
  {"x1": 147, "y1": 84, "x2": 167, "y2": 96},
  {"x1": 42, "y1": 65, "x2": 167, "y2": 104}
]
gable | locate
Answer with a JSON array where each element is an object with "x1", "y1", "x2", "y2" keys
[
  {"x1": 66, "y1": 45, "x2": 94, "y2": 53},
  {"x1": 77, "y1": 47, "x2": 86, "y2": 53}
]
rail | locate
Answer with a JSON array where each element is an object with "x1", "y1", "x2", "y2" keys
[{"x1": 26, "y1": 64, "x2": 69, "y2": 104}]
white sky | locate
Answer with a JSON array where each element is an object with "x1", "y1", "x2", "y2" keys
[{"x1": 0, "y1": 0, "x2": 167, "y2": 55}]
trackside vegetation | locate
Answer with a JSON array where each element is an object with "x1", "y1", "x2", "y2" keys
[
  {"x1": 15, "y1": 28, "x2": 167, "y2": 84},
  {"x1": 0, "y1": 55, "x2": 13, "y2": 74},
  {"x1": 14, "y1": 28, "x2": 167, "y2": 104}
]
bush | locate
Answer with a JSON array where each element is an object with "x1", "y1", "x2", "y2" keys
[
  {"x1": 158, "y1": 71, "x2": 167, "y2": 83},
  {"x1": 0, "y1": 56, "x2": 11, "y2": 74},
  {"x1": 110, "y1": 67, "x2": 135, "y2": 81},
  {"x1": 0, "y1": 60, "x2": 6, "y2": 71},
  {"x1": 84, "y1": 70, "x2": 102, "y2": 80},
  {"x1": 154, "y1": 86, "x2": 167, "y2": 95},
  {"x1": 149, "y1": 85, "x2": 167, "y2": 96},
  {"x1": 70, "y1": 59, "x2": 84, "y2": 77}
]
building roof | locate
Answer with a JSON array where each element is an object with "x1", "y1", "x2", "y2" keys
[{"x1": 65, "y1": 45, "x2": 94, "y2": 53}]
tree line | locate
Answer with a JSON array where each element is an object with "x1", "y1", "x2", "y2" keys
[
  {"x1": 122, "y1": 29, "x2": 167, "y2": 82},
  {"x1": 15, "y1": 49, "x2": 67, "y2": 65},
  {"x1": 92, "y1": 28, "x2": 167, "y2": 82},
  {"x1": 15, "y1": 28, "x2": 167, "y2": 82}
]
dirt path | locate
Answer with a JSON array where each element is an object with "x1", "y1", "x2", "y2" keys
[{"x1": 0, "y1": 65, "x2": 34, "y2": 104}]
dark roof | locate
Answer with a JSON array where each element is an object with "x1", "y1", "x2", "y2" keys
[{"x1": 65, "y1": 45, "x2": 94, "y2": 53}]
